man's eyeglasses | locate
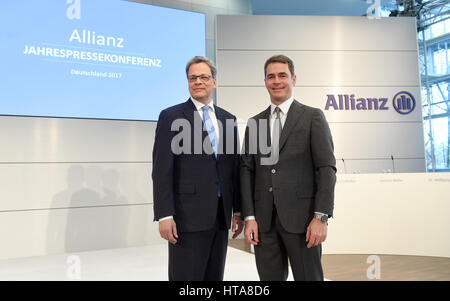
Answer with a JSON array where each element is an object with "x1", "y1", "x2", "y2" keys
[{"x1": 188, "y1": 74, "x2": 213, "y2": 82}]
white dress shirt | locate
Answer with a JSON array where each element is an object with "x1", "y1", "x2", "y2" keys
[
  {"x1": 270, "y1": 96, "x2": 294, "y2": 143},
  {"x1": 191, "y1": 97, "x2": 220, "y2": 143}
]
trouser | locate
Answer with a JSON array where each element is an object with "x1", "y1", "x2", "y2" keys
[
  {"x1": 168, "y1": 197, "x2": 228, "y2": 281},
  {"x1": 254, "y1": 207, "x2": 323, "y2": 281}
]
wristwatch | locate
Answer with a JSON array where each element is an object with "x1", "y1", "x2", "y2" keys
[{"x1": 314, "y1": 213, "x2": 328, "y2": 224}]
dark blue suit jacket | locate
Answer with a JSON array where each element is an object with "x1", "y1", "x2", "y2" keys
[{"x1": 152, "y1": 99, "x2": 241, "y2": 232}]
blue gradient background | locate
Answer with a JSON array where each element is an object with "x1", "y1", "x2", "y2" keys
[{"x1": 0, "y1": 0, "x2": 205, "y2": 121}]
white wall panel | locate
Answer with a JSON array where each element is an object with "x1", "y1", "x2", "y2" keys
[
  {"x1": 0, "y1": 116, "x2": 158, "y2": 260},
  {"x1": 0, "y1": 163, "x2": 152, "y2": 211},
  {"x1": 341, "y1": 158, "x2": 425, "y2": 174},
  {"x1": 237, "y1": 121, "x2": 425, "y2": 173},
  {"x1": 217, "y1": 50, "x2": 420, "y2": 87},
  {"x1": 233, "y1": 107, "x2": 425, "y2": 173},
  {"x1": 330, "y1": 122, "x2": 425, "y2": 159},
  {"x1": 217, "y1": 15, "x2": 425, "y2": 173},
  {"x1": 236, "y1": 121, "x2": 425, "y2": 173},
  {"x1": 218, "y1": 86, "x2": 423, "y2": 123},
  {"x1": 0, "y1": 116, "x2": 155, "y2": 162},
  {"x1": 217, "y1": 15, "x2": 417, "y2": 51},
  {"x1": 326, "y1": 173, "x2": 450, "y2": 257},
  {"x1": 393, "y1": 158, "x2": 427, "y2": 173},
  {"x1": 0, "y1": 204, "x2": 159, "y2": 259}
]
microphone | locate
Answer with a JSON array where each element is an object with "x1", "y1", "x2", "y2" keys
[
  {"x1": 342, "y1": 158, "x2": 347, "y2": 174},
  {"x1": 391, "y1": 154, "x2": 395, "y2": 173}
]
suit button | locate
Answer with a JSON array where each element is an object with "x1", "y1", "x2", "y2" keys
[
  {"x1": 271, "y1": 169, "x2": 276, "y2": 174},
  {"x1": 268, "y1": 187, "x2": 273, "y2": 192}
]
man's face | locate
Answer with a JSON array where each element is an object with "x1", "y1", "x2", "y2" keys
[
  {"x1": 264, "y1": 62, "x2": 296, "y2": 104},
  {"x1": 187, "y1": 62, "x2": 216, "y2": 104}
]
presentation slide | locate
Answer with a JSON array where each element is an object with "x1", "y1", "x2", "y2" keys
[{"x1": 0, "y1": 0, "x2": 205, "y2": 121}]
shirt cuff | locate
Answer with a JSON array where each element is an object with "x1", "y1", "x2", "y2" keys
[
  {"x1": 158, "y1": 216, "x2": 173, "y2": 221},
  {"x1": 244, "y1": 216, "x2": 256, "y2": 221}
]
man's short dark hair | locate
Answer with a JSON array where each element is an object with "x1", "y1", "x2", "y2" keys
[
  {"x1": 186, "y1": 56, "x2": 217, "y2": 78},
  {"x1": 264, "y1": 55, "x2": 295, "y2": 77}
]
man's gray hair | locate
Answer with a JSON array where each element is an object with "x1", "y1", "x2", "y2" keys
[{"x1": 185, "y1": 56, "x2": 217, "y2": 78}]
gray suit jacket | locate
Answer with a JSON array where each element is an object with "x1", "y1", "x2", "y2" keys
[{"x1": 240, "y1": 99, "x2": 336, "y2": 234}]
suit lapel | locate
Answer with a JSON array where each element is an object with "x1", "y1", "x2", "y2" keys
[
  {"x1": 183, "y1": 98, "x2": 212, "y2": 156},
  {"x1": 214, "y1": 105, "x2": 226, "y2": 159},
  {"x1": 182, "y1": 98, "x2": 197, "y2": 126},
  {"x1": 260, "y1": 106, "x2": 272, "y2": 148},
  {"x1": 279, "y1": 99, "x2": 305, "y2": 151}
]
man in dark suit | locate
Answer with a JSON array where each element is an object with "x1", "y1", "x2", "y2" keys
[
  {"x1": 240, "y1": 55, "x2": 336, "y2": 281},
  {"x1": 152, "y1": 56, "x2": 243, "y2": 281}
]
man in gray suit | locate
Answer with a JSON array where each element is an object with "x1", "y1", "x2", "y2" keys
[{"x1": 240, "y1": 55, "x2": 336, "y2": 281}]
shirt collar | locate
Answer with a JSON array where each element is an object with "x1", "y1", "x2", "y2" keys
[
  {"x1": 191, "y1": 97, "x2": 215, "y2": 113},
  {"x1": 271, "y1": 96, "x2": 294, "y2": 116}
]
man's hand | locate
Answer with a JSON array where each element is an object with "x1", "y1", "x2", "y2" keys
[
  {"x1": 159, "y1": 219, "x2": 178, "y2": 244},
  {"x1": 306, "y1": 218, "x2": 327, "y2": 248},
  {"x1": 231, "y1": 215, "x2": 244, "y2": 239},
  {"x1": 244, "y1": 220, "x2": 259, "y2": 245}
]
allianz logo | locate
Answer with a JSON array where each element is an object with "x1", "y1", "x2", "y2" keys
[{"x1": 324, "y1": 91, "x2": 416, "y2": 115}]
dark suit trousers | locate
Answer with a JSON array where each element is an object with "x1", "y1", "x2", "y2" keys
[
  {"x1": 254, "y1": 207, "x2": 324, "y2": 281},
  {"x1": 168, "y1": 197, "x2": 228, "y2": 281}
]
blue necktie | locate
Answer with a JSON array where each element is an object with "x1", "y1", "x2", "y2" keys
[
  {"x1": 202, "y1": 106, "x2": 218, "y2": 157},
  {"x1": 202, "y1": 105, "x2": 221, "y2": 197}
]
